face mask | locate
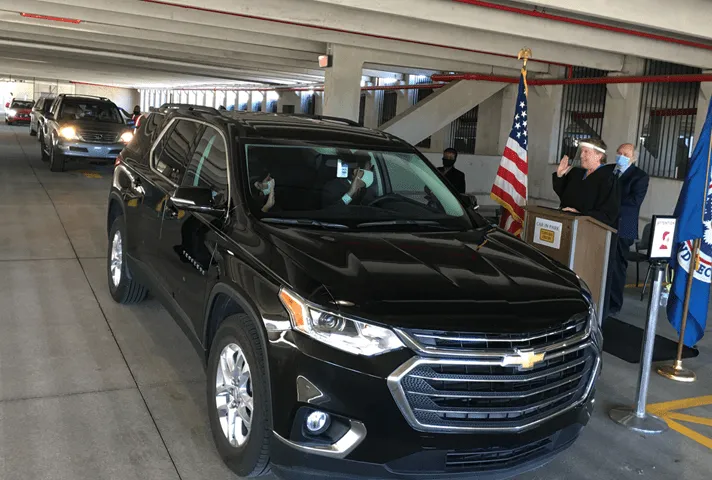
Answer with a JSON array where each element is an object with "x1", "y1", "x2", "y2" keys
[
  {"x1": 616, "y1": 154, "x2": 631, "y2": 169},
  {"x1": 257, "y1": 179, "x2": 274, "y2": 195},
  {"x1": 442, "y1": 157, "x2": 456, "y2": 168},
  {"x1": 361, "y1": 169, "x2": 374, "y2": 188}
]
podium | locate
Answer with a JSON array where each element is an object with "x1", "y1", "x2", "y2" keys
[{"x1": 523, "y1": 205, "x2": 616, "y2": 325}]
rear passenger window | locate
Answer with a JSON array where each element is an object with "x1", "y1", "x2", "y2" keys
[
  {"x1": 182, "y1": 127, "x2": 229, "y2": 202},
  {"x1": 153, "y1": 119, "x2": 201, "y2": 184}
]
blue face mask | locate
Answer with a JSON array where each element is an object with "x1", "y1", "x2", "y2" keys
[
  {"x1": 616, "y1": 154, "x2": 631, "y2": 169},
  {"x1": 361, "y1": 169, "x2": 374, "y2": 188}
]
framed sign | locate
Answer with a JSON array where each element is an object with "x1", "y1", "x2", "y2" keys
[
  {"x1": 533, "y1": 217, "x2": 563, "y2": 249},
  {"x1": 648, "y1": 215, "x2": 677, "y2": 260}
]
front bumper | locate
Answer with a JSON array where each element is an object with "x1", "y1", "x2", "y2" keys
[
  {"x1": 7, "y1": 115, "x2": 30, "y2": 123},
  {"x1": 266, "y1": 332, "x2": 600, "y2": 480},
  {"x1": 57, "y1": 140, "x2": 124, "y2": 160}
]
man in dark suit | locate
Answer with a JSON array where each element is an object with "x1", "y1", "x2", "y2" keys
[
  {"x1": 604, "y1": 143, "x2": 650, "y2": 317},
  {"x1": 438, "y1": 148, "x2": 466, "y2": 194}
]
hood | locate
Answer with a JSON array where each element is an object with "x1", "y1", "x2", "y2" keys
[{"x1": 262, "y1": 224, "x2": 589, "y2": 333}]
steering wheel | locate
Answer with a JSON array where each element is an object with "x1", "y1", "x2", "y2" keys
[{"x1": 366, "y1": 193, "x2": 408, "y2": 207}]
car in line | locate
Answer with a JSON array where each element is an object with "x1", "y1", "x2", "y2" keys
[
  {"x1": 29, "y1": 95, "x2": 56, "y2": 140},
  {"x1": 107, "y1": 104, "x2": 602, "y2": 480},
  {"x1": 5, "y1": 98, "x2": 34, "y2": 125},
  {"x1": 40, "y1": 94, "x2": 135, "y2": 172}
]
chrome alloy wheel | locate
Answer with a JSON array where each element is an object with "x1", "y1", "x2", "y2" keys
[
  {"x1": 216, "y1": 343, "x2": 254, "y2": 447},
  {"x1": 110, "y1": 230, "x2": 123, "y2": 287}
]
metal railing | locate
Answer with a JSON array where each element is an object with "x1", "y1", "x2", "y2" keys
[
  {"x1": 636, "y1": 60, "x2": 701, "y2": 179},
  {"x1": 557, "y1": 67, "x2": 608, "y2": 163}
]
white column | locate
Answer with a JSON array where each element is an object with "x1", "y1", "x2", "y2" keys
[
  {"x1": 323, "y1": 44, "x2": 364, "y2": 122},
  {"x1": 601, "y1": 56, "x2": 646, "y2": 154},
  {"x1": 362, "y1": 91, "x2": 379, "y2": 129},
  {"x1": 474, "y1": 89, "x2": 505, "y2": 156},
  {"x1": 277, "y1": 91, "x2": 301, "y2": 113},
  {"x1": 694, "y1": 70, "x2": 712, "y2": 144},
  {"x1": 381, "y1": 80, "x2": 508, "y2": 145}
]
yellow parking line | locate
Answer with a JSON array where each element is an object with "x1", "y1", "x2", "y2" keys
[
  {"x1": 664, "y1": 417, "x2": 712, "y2": 449},
  {"x1": 647, "y1": 395, "x2": 712, "y2": 416},
  {"x1": 667, "y1": 412, "x2": 712, "y2": 427},
  {"x1": 79, "y1": 171, "x2": 102, "y2": 179}
]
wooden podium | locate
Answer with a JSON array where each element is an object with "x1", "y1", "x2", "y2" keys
[{"x1": 523, "y1": 205, "x2": 616, "y2": 325}]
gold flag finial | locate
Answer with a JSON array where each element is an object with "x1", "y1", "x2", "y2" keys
[{"x1": 518, "y1": 48, "x2": 532, "y2": 96}]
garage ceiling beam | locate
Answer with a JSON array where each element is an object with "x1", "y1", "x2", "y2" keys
[
  {"x1": 308, "y1": 0, "x2": 712, "y2": 69},
  {"x1": 505, "y1": 0, "x2": 712, "y2": 43},
  {"x1": 16, "y1": 0, "x2": 555, "y2": 73}
]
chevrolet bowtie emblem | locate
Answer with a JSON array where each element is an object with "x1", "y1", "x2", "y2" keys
[{"x1": 503, "y1": 350, "x2": 546, "y2": 369}]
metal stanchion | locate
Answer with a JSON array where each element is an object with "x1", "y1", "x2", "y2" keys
[{"x1": 609, "y1": 262, "x2": 669, "y2": 434}]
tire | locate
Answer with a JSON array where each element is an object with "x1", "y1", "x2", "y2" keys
[
  {"x1": 49, "y1": 144, "x2": 66, "y2": 172},
  {"x1": 107, "y1": 215, "x2": 148, "y2": 304},
  {"x1": 207, "y1": 314, "x2": 272, "y2": 478}
]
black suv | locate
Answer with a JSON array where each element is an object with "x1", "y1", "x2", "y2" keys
[
  {"x1": 107, "y1": 104, "x2": 602, "y2": 480},
  {"x1": 41, "y1": 94, "x2": 134, "y2": 172}
]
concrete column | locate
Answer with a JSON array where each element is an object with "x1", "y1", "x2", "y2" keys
[
  {"x1": 474, "y1": 90, "x2": 505, "y2": 156},
  {"x1": 381, "y1": 80, "x2": 508, "y2": 145},
  {"x1": 527, "y1": 81, "x2": 565, "y2": 202},
  {"x1": 323, "y1": 44, "x2": 364, "y2": 121},
  {"x1": 277, "y1": 91, "x2": 301, "y2": 114},
  {"x1": 261, "y1": 92, "x2": 268, "y2": 112},
  {"x1": 395, "y1": 81, "x2": 410, "y2": 116},
  {"x1": 247, "y1": 92, "x2": 253, "y2": 112},
  {"x1": 315, "y1": 92, "x2": 324, "y2": 116},
  {"x1": 694, "y1": 70, "x2": 712, "y2": 143},
  {"x1": 362, "y1": 91, "x2": 379, "y2": 129},
  {"x1": 601, "y1": 57, "x2": 646, "y2": 153}
]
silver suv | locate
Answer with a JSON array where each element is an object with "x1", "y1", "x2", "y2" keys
[{"x1": 40, "y1": 94, "x2": 134, "y2": 172}]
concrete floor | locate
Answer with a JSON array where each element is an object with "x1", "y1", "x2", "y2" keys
[{"x1": 0, "y1": 124, "x2": 710, "y2": 480}]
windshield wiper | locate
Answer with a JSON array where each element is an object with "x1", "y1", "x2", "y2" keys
[
  {"x1": 356, "y1": 220, "x2": 452, "y2": 230},
  {"x1": 261, "y1": 218, "x2": 349, "y2": 229}
]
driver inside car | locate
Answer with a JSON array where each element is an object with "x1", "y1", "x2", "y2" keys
[
  {"x1": 322, "y1": 159, "x2": 378, "y2": 207},
  {"x1": 252, "y1": 173, "x2": 277, "y2": 213}
]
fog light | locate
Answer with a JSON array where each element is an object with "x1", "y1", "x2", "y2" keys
[{"x1": 305, "y1": 411, "x2": 330, "y2": 435}]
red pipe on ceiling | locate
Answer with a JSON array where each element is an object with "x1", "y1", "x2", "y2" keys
[
  {"x1": 453, "y1": 0, "x2": 712, "y2": 52},
  {"x1": 161, "y1": 83, "x2": 446, "y2": 93},
  {"x1": 431, "y1": 73, "x2": 712, "y2": 85},
  {"x1": 139, "y1": 0, "x2": 567, "y2": 67}
]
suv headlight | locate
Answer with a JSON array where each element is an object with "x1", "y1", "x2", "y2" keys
[
  {"x1": 279, "y1": 288, "x2": 405, "y2": 356},
  {"x1": 578, "y1": 276, "x2": 602, "y2": 345},
  {"x1": 59, "y1": 126, "x2": 78, "y2": 140}
]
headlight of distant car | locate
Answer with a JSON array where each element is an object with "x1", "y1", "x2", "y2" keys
[
  {"x1": 7, "y1": 109, "x2": 16, "y2": 117},
  {"x1": 279, "y1": 288, "x2": 405, "y2": 356},
  {"x1": 120, "y1": 131, "x2": 134, "y2": 143},
  {"x1": 59, "y1": 126, "x2": 78, "y2": 140}
]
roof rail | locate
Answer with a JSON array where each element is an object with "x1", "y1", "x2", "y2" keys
[
  {"x1": 158, "y1": 103, "x2": 221, "y2": 115},
  {"x1": 291, "y1": 114, "x2": 362, "y2": 127},
  {"x1": 60, "y1": 94, "x2": 112, "y2": 102}
]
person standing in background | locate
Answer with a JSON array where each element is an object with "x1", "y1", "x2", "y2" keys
[
  {"x1": 604, "y1": 143, "x2": 650, "y2": 317},
  {"x1": 438, "y1": 148, "x2": 466, "y2": 194}
]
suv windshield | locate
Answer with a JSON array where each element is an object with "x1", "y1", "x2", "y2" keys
[
  {"x1": 244, "y1": 143, "x2": 483, "y2": 231},
  {"x1": 11, "y1": 100, "x2": 33, "y2": 109},
  {"x1": 58, "y1": 99, "x2": 123, "y2": 123}
]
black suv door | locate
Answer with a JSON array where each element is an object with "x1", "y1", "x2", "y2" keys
[{"x1": 154, "y1": 119, "x2": 226, "y2": 332}]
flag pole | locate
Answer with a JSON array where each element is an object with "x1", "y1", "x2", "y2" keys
[
  {"x1": 656, "y1": 120, "x2": 712, "y2": 382},
  {"x1": 518, "y1": 47, "x2": 531, "y2": 238},
  {"x1": 656, "y1": 239, "x2": 699, "y2": 382}
]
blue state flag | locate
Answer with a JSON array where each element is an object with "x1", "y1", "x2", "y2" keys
[{"x1": 667, "y1": 97, "x2": 712, "y2": 347}]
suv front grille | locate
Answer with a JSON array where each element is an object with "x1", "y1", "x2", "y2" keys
[
  {"x1": 404, "y1": 314, "x2": 588, "y2": 353},
  {"x1": 389, "y1": 317, "x2": 599, "y2": 433},
  {"x1": 79, "y1": 130, "x2": 118, "y2": 143}
]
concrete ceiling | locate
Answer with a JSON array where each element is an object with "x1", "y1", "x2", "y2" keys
[{"x1": 0, "y1": 0, "x2": 710, "y2": 89}]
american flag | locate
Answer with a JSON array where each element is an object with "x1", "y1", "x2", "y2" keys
[{"x1": 491, "y1": 75, "x2": 528, "y2": 237}]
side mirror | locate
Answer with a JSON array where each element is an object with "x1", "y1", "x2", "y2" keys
[
  {"x1": 170, "y1": 186, "x2": 226, "y2": 217},
  {"x1": 460, "y1": 193, "x2": 479, "y2": 210}
]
